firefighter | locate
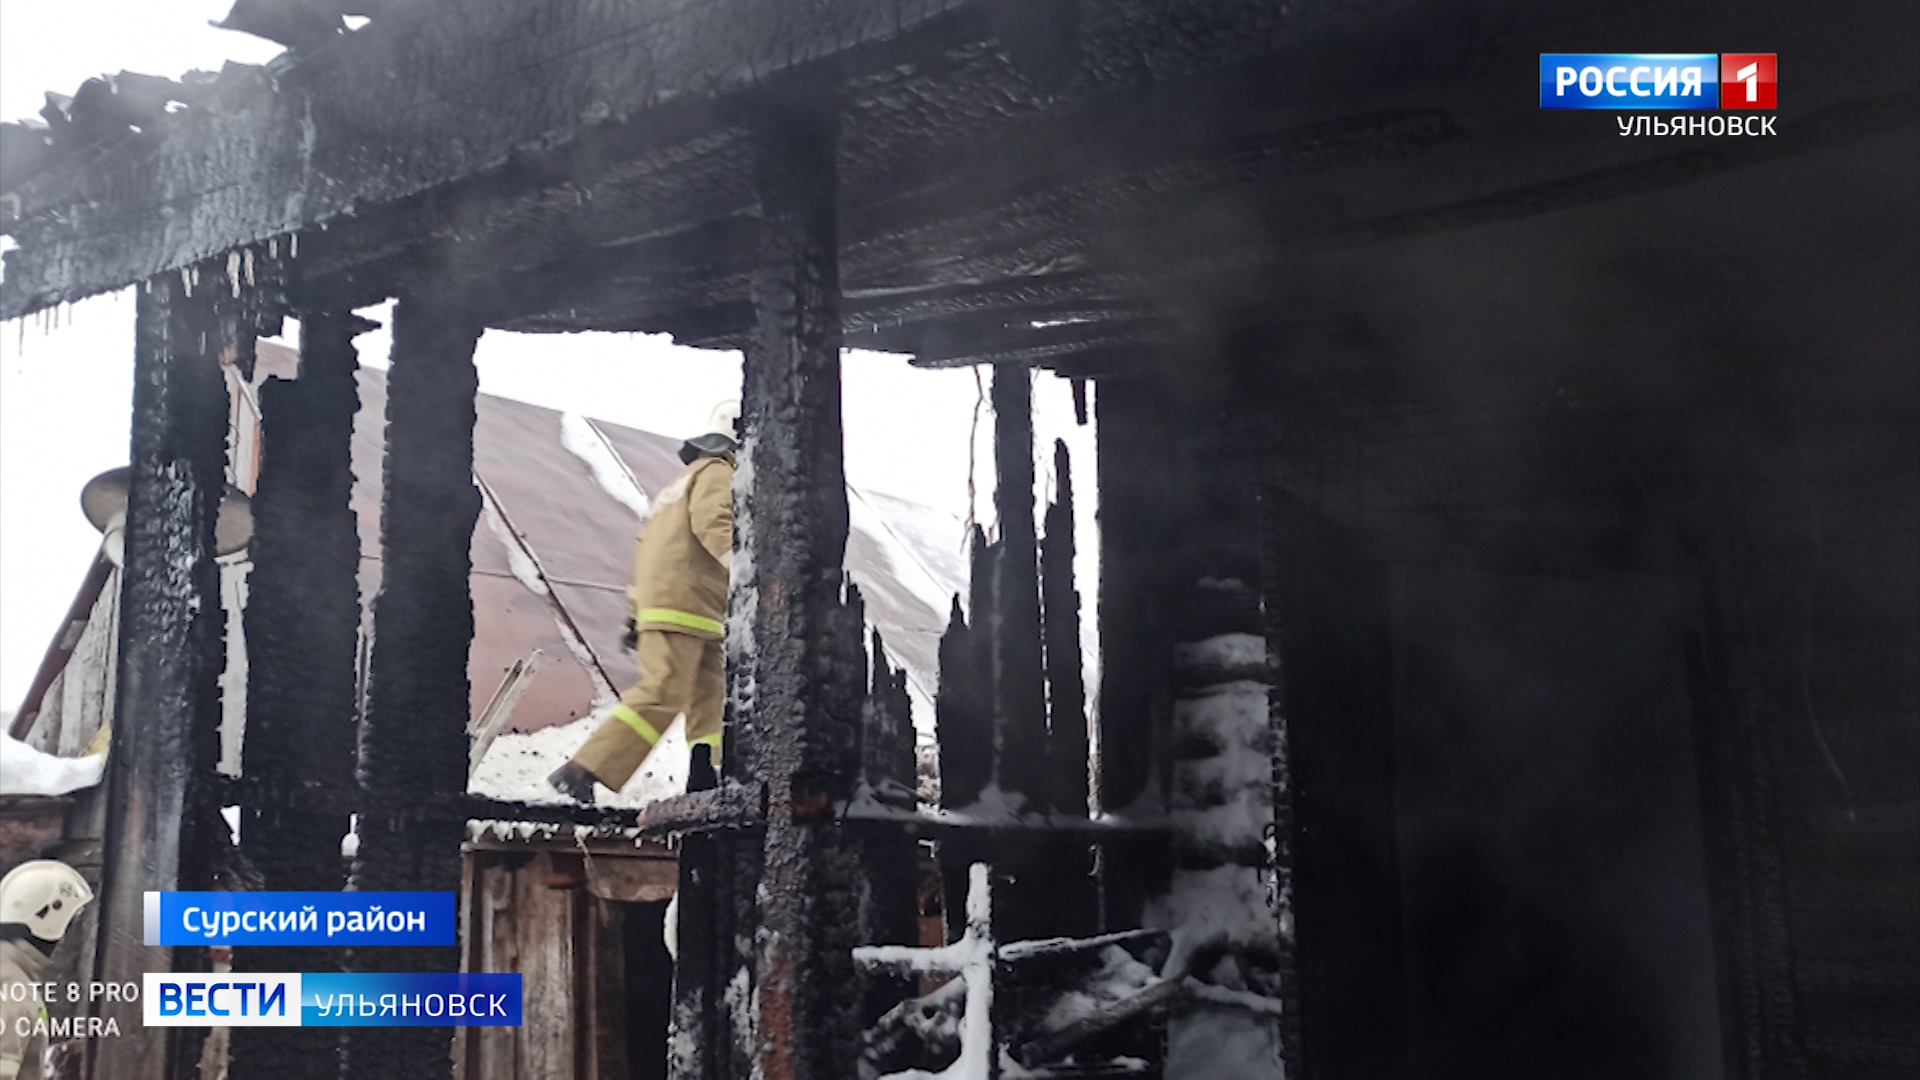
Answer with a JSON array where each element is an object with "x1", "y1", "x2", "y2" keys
[
  {"x1": 549, "y1": 400, "x2": 740, "y2": 802},
  {"x1": 0, "y1": 860, "x2": 94, "y2": 1080}
]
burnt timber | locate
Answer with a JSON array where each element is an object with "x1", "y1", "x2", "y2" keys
[{"x1": 3, "y1": 0, "x2": 1916, "y2": 1079}]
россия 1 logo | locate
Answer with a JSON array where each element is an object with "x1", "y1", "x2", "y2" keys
[
  {"x1": 1719, "y1": 53, "x2": 1777, "y2": 109},
  {"x1": 1539, "y1": 54, "x2": 1777, "y2": 110}
]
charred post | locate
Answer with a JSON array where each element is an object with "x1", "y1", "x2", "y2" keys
[
  {"x1": 1041, "y1": 439, "x2": 1097, "y2": 938},
  {"x1": 937, "y1": 536, "x2": 990, "y2": 942},
  {"x1": 1043, "y1": 439, "x2": 1089, "y2": 816},
  {"x1": 989, "y1": 365, "x2": 1049, "y2": 815},
  {"x1": 858, "y1": 630, "x2": 922, "y2": 1025},
  {"x1": 91, "y1": 265, "x2": 235, "y2": 1080},
  {"x1": 1091, "y1": 377, "x2": 1174, "y2": 931},
  {"x1": 937, "y1": 542, "x2": 992, "y2": 810},
  {"x1": 342, "y1": 291, "x2": 483, "y2": 1080},
  {"x1": 734, "y1": 98, "x2": 868, "y2": 1080},
  {"x1": 229, "y1": 311, "x2": 364, "y2": 1080},
  {"x1": 861, "y1": 628, "x2": 918, "y2": 805},
  {"x1": 669, "y1": 745, "x2": 724, "y2": 1080},
  {"x1": 978, "y1": 366, "x2": 1054, "y2": 942}
]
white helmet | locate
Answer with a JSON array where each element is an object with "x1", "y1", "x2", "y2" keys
[
  {"x1": 0, "y1": 860, "x2": 94, "y2": 942},
  {"x1": 706, "y1": 400, "x2": 742, "y2": 441},
  {"x1": 681, "y1": 400, "x2": 743, "y2": 463}
]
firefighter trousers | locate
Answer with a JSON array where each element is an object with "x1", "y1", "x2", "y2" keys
[{"x1": 571, "y1": 628, "x2": 723, "y2": 790}]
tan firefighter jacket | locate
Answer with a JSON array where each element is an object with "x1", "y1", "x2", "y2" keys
[
  {"x1": 1, "y1": 936, "x2": 50, "y2": 1080},
  {"x1": 628, "y1": 452, "x2": 734, "y2": 639}
]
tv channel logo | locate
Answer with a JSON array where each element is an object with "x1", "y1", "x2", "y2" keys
[
  {"x1": 1540, "y1": 55, "x2": 1720, "y2": 109},
  {"x1": 1720, "y1": 53, "x2": 1777, "y2": 109}
]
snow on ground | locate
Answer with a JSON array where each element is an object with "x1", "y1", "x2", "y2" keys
[
  {"x1": 1036, "y1": 944, "x2": 1157, "y2": 1034},
  {"x1": 469, "y1": 703, "x2": 690, "y2": 808},
  {"x1": 1146, "y1": 864, "x2": 1280, "y2": 971},
  {"x1": 0, "y1": 734, "x2": 105, "y2": 795},
  {"x1": 1166, "y1": 1009, "x2": 1285, "y2": 1079}
]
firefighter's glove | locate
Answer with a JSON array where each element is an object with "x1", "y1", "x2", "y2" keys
[{"x1": 620, "y1": 617, "x2": 639, "y2": 653}]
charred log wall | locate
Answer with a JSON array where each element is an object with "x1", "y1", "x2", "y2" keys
[
  {"x1": 1688, "y1": 361, "x2": 1920, "y2": 1078},
  {"x1": 91, "y1": 266, "x2": 242, "y2": 1080}
]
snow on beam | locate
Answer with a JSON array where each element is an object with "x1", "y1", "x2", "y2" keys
[{"x1": 342, "y1": 289, "x2": 482, "y2": 1080}]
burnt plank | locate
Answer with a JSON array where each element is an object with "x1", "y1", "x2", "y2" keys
[
  {"x1": 229, "y1": 310, "x2": 363, "y2": 1080},
  {"x1": 1043, "y1": 439, "x2": 1098, "y2": 939},
  {"x1": 990, "y1": 366, "x2": 1048, "y2": 814},
  {"x1": 341, "y1": 289, "x2": 484, "y2": 1080}
]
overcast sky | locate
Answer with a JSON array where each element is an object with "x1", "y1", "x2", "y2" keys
[{"x1": 0, "y1": 1, "x2": 1096, "y2": 709}]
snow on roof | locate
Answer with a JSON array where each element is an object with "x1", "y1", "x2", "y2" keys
[{"x1": 1, "y1": 734, "x2": 105, "y2": 796}]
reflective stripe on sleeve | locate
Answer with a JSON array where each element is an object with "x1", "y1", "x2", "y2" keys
[
  {"x1": 689, "y1": 733, "x2": 723, "y2": 749},
  {"x1": 637, "y1": 607, "x2": 725, "y2": 635},
  {"x1": 613, "y1": 705, "x2": 663, "y2": 746}
]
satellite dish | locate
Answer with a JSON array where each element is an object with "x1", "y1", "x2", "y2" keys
[{"x1": 80, "y1": 467, "x2": 254, "y2": 565}]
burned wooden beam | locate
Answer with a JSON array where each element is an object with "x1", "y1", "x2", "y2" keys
[
  {"x1": 731, "y1": 98, "x2": 868, "y2": 1080},
  {"x1": 1013, "y1": 976, "x2": 1187, "y2": 1069},
  {"x1": 225, "y1": 775, "x2": 762, "y2": 836},
  {"x1": 0, "y1": 0, "x2": 978, "y2": 319},
  {"x1": 840, "y1": 303, "x2": 1153, "y2": 354},
  {"x1": 229, "y1": 310, "x2": 364, "y2": 1080},
  {"x1": 908, "y1": 320, "x2": 1170, "y2": 370},
  {"x1": 341, "y1": 290, "x2": 483, "y2": 1080},
  {"x1": 90, "y1": 264, "x2": 237, "y2": 1080}
]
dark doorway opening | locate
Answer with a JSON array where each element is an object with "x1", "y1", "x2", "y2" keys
[
  {"x1": 1390, "y1": 565, "x2": 1723, "y2": 1080},
  {"x1": 623, "y1": 900, "x2": 674, "y2": 1080}
]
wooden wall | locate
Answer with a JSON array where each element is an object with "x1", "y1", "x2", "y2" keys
[{"x1": 458, "y1": 847, "x2": 677, "y2": 1080}]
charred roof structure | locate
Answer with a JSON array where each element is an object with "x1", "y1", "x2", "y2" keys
[{"x1": 2, "y1": 1, "x2": 1915, "y2": 1079}]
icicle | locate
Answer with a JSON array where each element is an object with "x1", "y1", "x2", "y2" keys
[
  {"x1": 181, "y1": 266, "x2": 193, "y2": 297},
  {"x1": 289, "y1": 233, "x2": 298, "y2": 259},
  {"x1": 268, "y1": 237, "x2": 278, "y2": 259},
  {"x1": 227, "y1": 252, "x2": 242, "y2": 297},
  {"x1": 243, "y1": 248, "x2": 256, "y2": 287}
]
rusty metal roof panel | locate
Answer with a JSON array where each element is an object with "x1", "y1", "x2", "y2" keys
[{"x1": 312, "y1": 347, "x2": 959, "y2": 736}]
